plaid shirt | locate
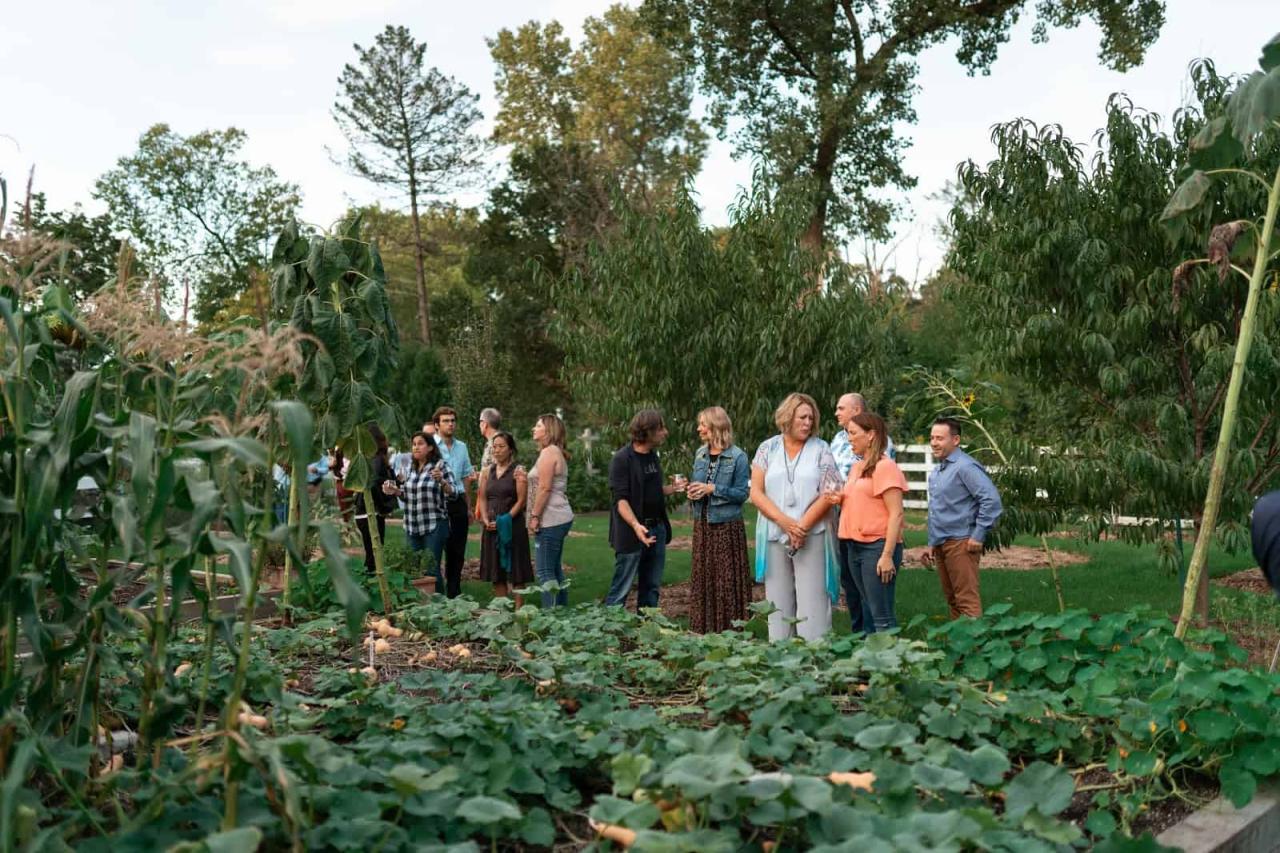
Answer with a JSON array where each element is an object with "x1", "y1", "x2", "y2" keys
[{"x1": 401, "y1": 461, "x2": 456, "y2": 536}]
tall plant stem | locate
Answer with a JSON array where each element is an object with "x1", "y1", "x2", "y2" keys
[
  {"x1": 1174, "y1": 160, "x2": 1280, "y2": 639},
  {"x1": 223, "y1": 432, "x2": 276, "y2": 828},
  {"x1": 363, "y1": 485, "x2": 393, "y2": 613},
  {"x1": 191, "y1": 555, "x2": 217, "y2": 760},
  {"x1": 282, "y1": 472, "x2": 300, "y2": 618}
]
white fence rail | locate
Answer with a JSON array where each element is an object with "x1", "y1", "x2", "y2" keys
[{"x1": 895, "y1": 444, "x2": 1192, "y2": 528}]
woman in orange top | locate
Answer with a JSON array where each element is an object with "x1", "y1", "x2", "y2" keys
[{"x1": 826, "y1": 411, "x2": 907, "y2": 633}]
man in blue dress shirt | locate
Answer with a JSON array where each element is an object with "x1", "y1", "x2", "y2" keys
[
  {"x1": 921, "y1": 417, "x2": 1003, "y2": 618},
  {"x1": 432, "y1": 406, "x2": 475, "y2": 598}
]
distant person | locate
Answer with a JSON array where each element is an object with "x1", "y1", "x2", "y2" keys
[
  {"x1": 827, "y1": 412, "x2": 907, "y2": 633},
  {"x1": 1252, "y1": 491, "x2": 1280, "y2": 596},
  {"x1": 478, "y1": 407, "x2": 502, "y2": 476},
  {"x1": 477, "y1": 430, "x2": 532, "y2": 606},
  {"x1": 432, "y1": 407, "x2": 475, "y2": 599},
  {"x1": 750, "y1": 393, "x2": 841, "y2": 642},
  {"x1": 354, "y1": 424, "x2": 397, "y2": 575},
  {"x1": 686, "y1": 407, "x2": 751, "y2": 633},
  {"x1": 920, "y1": 417, "x2": 1003, "y2": 618},
  {"x1": 528, "y1": 414, "x2": 574, "y2": 608},
  {"x1": 604, "y1": 409, "x2": 678, "y2": 610}
]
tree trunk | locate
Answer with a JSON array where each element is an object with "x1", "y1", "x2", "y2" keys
[{"x1": 407, "y1": 176, "x2": 432, "y2": 346}]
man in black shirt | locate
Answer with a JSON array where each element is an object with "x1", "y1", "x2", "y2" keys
[
  {"x1": 1253, "y1": 490, "x2": 1280, "y2": 596},
  {"x1": 605, "y1": 409, "x2": 680, "y2": 609}
]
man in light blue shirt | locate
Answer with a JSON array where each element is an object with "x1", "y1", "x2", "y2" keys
[
  {"x1": 432, "y1": 407, "x2": 475, "y2": 598},
  {"x1": 921, "y1": 417, "x2": 1003, "y2": 618}
]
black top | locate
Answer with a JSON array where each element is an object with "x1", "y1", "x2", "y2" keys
[
  {"x1": 1253, "y1": 490, "x2": 1280, "y2": 596},
  {"x1": 608, "y1": 444, "x2": 672, "y2": 553},
  {"x1": 354, "y1": 454, "x2": 397, "y2": 517}
]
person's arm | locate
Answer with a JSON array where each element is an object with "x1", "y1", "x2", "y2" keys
[
  {"x1": 511, "y1": 470, "x2": 528, "y2": 517},
  {"x1": 713, "y1": 452, "x2": 751, "y2": 505},
  {"x1": 748, "y1": 465, "x2": 793, "y2": 529},
  {"x1": 439, "y1": 462, "x2": 456, "y2": 497},
  {"x1": 459, "y1": 451, "x2": 476, "y2": 510},
  {"x1": 961, "y1": 464, "x2": 1004, "y2": 546},
  {"x1": 878, "y1": 487, "x2": 905, "y2": 580},
  {"x1": 530, "y1": 449, "x2": 557, "y2": 523},
  {"x1": 611, "y1": 450, "x2": 652, "y2": 543},
  {"x1": 476, "y1": 469, "x2": 490, "y2": 527}
]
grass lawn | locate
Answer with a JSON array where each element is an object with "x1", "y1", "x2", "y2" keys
[{"x1": 375, "y1": 507, "x2": 1259, "y2": 636}]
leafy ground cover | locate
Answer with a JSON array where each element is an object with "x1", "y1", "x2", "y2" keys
[{"x1": 63, "y1": 595, "x2": 1280, "y2": 851}]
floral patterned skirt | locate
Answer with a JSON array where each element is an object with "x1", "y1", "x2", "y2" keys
[{"x1": 689, "y1": 514, "x2": 751, "y2": 634}]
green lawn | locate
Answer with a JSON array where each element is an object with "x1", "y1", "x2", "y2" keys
[{"x1": 377, "y1": 507, "x2": 1260, "y2": 634}]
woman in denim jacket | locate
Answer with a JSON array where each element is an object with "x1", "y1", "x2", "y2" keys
[{"x1": 685, "y1": 406, "x2": 752, "y2": 633}]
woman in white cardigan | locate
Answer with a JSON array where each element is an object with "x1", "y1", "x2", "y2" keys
[{"x1": 749, "y1": 392, "x2": 842, "y2": 641}]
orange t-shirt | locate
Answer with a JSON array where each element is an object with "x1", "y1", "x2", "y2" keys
[{"x1": 838, "y1": 458, "x2": 908, "y2": 542}]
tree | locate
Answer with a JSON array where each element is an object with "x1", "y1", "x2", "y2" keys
[
  {"x1": 333, "y1": 25, "x2": 488, "y2": 346},
  {"x1": 7, "y1": 194, "x2": 146, "y2": 302},
  {"x1": 947, "y1": 64, "x2": 1280, "y2": 621},
  {"x1": 554, "y1": 178, "x2": 899, "y2": 456},
  {"x1": 1162, "y1": 34, "x2": 1280, "y2": 636},
  {"x1": 488, "y1": 5, "x2": 707, "y2": 261},
  {"x1": 94, "y1": 124, "x2": 300, "y2": 321},
  {"x1": 644, "y1": 0, "x2": 1166, "y2": 249}
]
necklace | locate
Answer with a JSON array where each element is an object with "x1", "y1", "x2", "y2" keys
[{"x1": 782, "y1": 439, "x2": 804, "y2": 507}]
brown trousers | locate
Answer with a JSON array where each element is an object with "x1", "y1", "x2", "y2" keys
[{"x1": 933, "y1": 538, "x2": 982, "y2": 619}]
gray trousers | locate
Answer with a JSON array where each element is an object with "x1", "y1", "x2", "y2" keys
[{"x1": 764, "y1": 539, "x2": 831, "y2": 641}]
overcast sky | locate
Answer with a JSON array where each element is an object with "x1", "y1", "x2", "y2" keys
[{"x1": 3, "y1": 1, "x2": 1274, "y2": 281}]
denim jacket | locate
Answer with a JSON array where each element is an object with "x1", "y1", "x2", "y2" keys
[{"x1": 690, "y1": 444, "x2": 750, "y2": 524}]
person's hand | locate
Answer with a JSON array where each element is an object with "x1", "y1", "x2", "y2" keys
[
  {"x1": 429, "y1": 465, "x2": 443, "y2": 481},
  {"x1": 786, "y1": 519, "x2": 808, "y2": 540},
  {"x1": 824, "y1": 490, "x2": 842, "y2": 506},
  {"x1": 686, "y1": 482, "x2": 710, "y2": 500},
  {"x1": 966, "y1": 538, "x2": 984, "y2": 554},
  {"x1": 380, "y1": 481, "x2": 399, "y2": 496},
  {"x1": 633, "y1": 521, "x2": 657, "y2": 547},
  {"x1": 919, "y1": 548, "x2": 935, "y2": 569},
  {"x1": 788, "y1": 531, "x2": 807, "y2": 552},
  {"x1": 485, "y1": 520, "x2": 496, "y2": 532},
  {"x1": 876, "y1": 554, "x2": 897, "y2": 582},
  {"x1": 529, "y1": 516, "x2": 541, "y2": 534}
]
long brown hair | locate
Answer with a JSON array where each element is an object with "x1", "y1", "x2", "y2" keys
[{"x1": 851, "y1": 412, "x2": 889, "y2": 479}]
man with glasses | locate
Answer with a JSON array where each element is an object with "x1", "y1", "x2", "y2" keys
[{"x1": 432, "y1": 406, "x2": 475, "y2": 598}]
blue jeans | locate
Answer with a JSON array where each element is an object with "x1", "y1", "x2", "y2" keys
[
  {"x1": 407, "y1": 523, "x2": 449, "y2": 590},
  {"x1": 605, "y1": 534, "x2": 666, "y2": 609},
  {"x1": 534, "y1": 521, "x2": 573, "y2": 607},
  {"x1": 836, "y1": 510, "x2": 869, "y2": 634},
  {"x1": 841, "y1": 539, "x2": 902, "y2": 633}
]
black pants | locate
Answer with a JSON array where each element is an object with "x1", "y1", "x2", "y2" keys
[
  {"x1": 443, "y1": 497, "x2": 470, "y2": 598},
  {"x1": 356, "y1": 515, "x2": 387, "y2": 575}
]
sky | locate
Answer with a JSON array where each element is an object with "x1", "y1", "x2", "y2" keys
[{"x1": 2, "y1": 0, "x2": 1275, "y2": 282}]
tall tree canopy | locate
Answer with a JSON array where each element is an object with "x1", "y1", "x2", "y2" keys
[
  {"x1": 488, "y1": 4, "x2": 707, "y2": 258},
  {"x1": 94, "y1": 124, "x2": 299, "y2": 322},
  {"x1": 947, "y1": 63, "x2": 1280, "y2": 572},
  {"x1": 554, "y1": 179, "x2": 899, "y2": 453},
  {"x1": 333, "y1": 24, "x2": 488, "y2": 346},
  {"x1": 644, "y1": 0, "x2": 1166, "y2": 248}
]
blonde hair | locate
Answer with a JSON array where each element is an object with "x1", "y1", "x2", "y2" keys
[
  {"x1": 698, "y1": 406, "x2": 733, "y2": 451},
  {"x1": 536, "y1": 413, "x2": 568, "y2": 453},
  {"x1": 774, "y1": 392, "x2": 819, "y2": 436}
]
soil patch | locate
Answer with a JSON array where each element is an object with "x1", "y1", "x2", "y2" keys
[
  {"x1": 623, "y1": 579, "x2": 767, "y2": 621},
  {"x1": 902, "y1": 545, "x2": 1088, "y2": 571},
  {"x1": 1214, "y1": 567, "x2": 1272, "y2": 596}
]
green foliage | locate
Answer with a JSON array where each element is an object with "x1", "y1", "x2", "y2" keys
[
  {"x1": 93, "y1": 123, "x2": 300, "y2": 321},
  {"x1": 644, "y1": 0, "x2": 1166, "y2": 243},
  {"x1": 554, "y1": 178, "x2": 898, "y2": 457},
  {"x1": 271, "y1": 213, "x2": 402, "y2": 456},
  {"x1": 948, "y1": 64, "x2": 1280, "y2": 551},
  {"x1": 42, "y1": 598, "x2": 1280, "y2": 848},
  {"x1": 373, "y1": 343, "x2": 450, "y2": 440}
]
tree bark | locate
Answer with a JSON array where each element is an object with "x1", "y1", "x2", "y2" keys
[{"x1": 407, "y1": 171, "x2": 432, "y2": 346}]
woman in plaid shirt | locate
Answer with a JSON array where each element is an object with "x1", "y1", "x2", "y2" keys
[{"x1": 383, "y1": 432, "x2": 457, "y2": 585}]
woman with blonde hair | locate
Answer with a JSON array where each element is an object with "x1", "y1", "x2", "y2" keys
[
  {"x1": 750, "y1": 393, "x2": 841, "y2": 641},
  {"x1": 685, "y1": 406, "x2": 751, "y2": 633},
  {"x1": 826, "y1": 411, "x2": 906, "y2": 633},
  {"x1": 528, "y1": 413, "x2": 574, "y2": 607}
]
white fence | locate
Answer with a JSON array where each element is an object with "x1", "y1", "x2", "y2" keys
[
  {"x1": 894, "y1": 444, "x2": 1193, "y2": 528},
  {"x1": 896, "y1": 444, "x2": 935, "y2": 510}
]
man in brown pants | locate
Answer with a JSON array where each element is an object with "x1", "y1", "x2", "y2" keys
[{"x1": 920, "y1": 418, "x2": 1003, "y2": 618}]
